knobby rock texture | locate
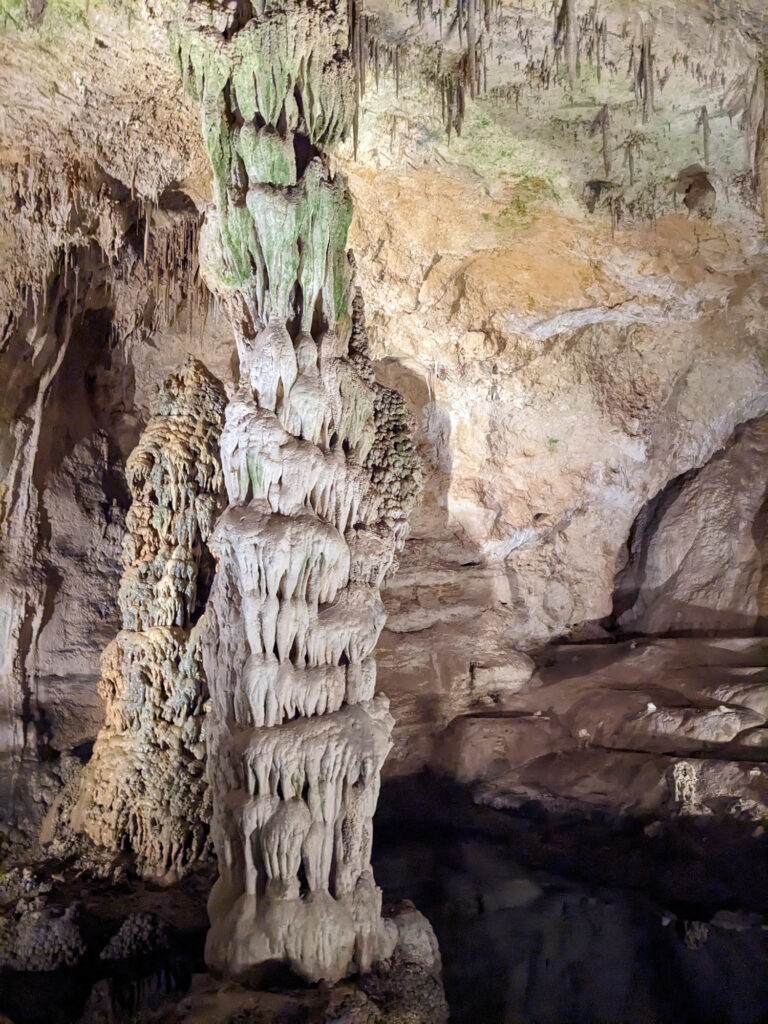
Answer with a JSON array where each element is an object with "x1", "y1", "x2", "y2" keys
[{"x1": 57, "y1": 360, "x2": 225, "y2": 880}]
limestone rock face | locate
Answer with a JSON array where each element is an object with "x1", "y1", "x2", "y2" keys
[
  {"x1": 99, "y1": 911, "x2": 171, "y2": 961},
  {"x1": 0, "y1": 0, "x2": 766, "y2": 957},
  {"x1": 0, "y1": 0, "x2": 763, "y2": 820},
  {"x1": 436, "y1": 635, "x2": 768, "y2": 820},
  {"x1": 0, "y1": 901, "x2": 85, "y2": 972},
  {"x1": 343, "y1": 157, "x2": 768, "y2": 777},
  {"x1": 0, "y1": 163, "x2": 234, "y2": 842},
  {"x1": 60, "y1": 360, "x2": 225, "y2": 881},
  {"x1": 615, "y1": 418, "x2": 768, "y2": 636}
]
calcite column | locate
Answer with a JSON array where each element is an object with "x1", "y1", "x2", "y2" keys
[
  {"x1": 69, "y1": 360, "x2": 225, "y2": 880},
  {"x1": 171, "y1": 0, "x2": 420, "y2": 985}
]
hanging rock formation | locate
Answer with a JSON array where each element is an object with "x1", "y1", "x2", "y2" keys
[
  {"x1": 62, "y1": 359, "x2": 225, "y2": 881},
  {"x1": 170, "y1": 0, "x2": 420, "y2": 985}
]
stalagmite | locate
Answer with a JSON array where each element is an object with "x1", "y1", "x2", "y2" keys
[
  {"x1": 171, "y1": 0, "x2": 420, "y2": 985},
  {"x1": 64, "y1": 360, "x2": 226, "y2": 881}
]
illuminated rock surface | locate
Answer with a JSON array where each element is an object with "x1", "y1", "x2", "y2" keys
[{"x1": 0, "y1": 1, "x2": 766, "y2": 1021}]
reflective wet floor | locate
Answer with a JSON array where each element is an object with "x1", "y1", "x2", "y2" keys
[{"x1": 373, "y1": 775, "x2": 768, "y2": 1024}]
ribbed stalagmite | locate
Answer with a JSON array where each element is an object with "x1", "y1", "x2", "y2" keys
[
  {"x1": 67, "y1": 360, "x2": 225, "y2": 880},
  {"x1": 171, "y1": 0, "x2": 420, "y2": 984}
]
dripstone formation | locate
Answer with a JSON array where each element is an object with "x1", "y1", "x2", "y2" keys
[
  {"x1": 67, "y1": 360, "x2": 225, "y2": 881},
  {"x1": 171, "y1": 0, "x2": 420, "y2": 986}
]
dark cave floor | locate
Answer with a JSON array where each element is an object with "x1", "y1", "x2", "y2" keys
[
  {"x1": 1, "y1": 774, "x2": 767, "y2": 1024},
  {"x1": 373, "y1": 775, "x2": 768, "y2": 1024}
]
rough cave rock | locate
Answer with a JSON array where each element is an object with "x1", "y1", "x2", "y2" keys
[{"x1": 0, "y1": 0, "x2": 767, "y2": 1020}]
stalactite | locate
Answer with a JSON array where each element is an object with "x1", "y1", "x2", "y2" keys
[
  {"x1": 590, "y1": 104, "x2": 613, "y2": 176},
  {"x1": 172, "y1": 0, "x2": 420, "y2": 986},
  {"x1": 634, "y1": 15, "x2": 655, "y2": 123},
  {"x1": 554, "y1": 0, "x2": 578, "y2": 88},
  {"x1": 698, "y1": 104, "x2": 711, "y2": 166},
  {"x1": 0, "y1": 157, "x2": 132, "y2": 339},
  {"x1": 466, "y1": 0, "x2": 477, "y2": 99}
]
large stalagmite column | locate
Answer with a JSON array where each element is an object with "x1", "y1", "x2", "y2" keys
[{"x1": 170, "y1": 0, "x2": 420, "y2": 985}]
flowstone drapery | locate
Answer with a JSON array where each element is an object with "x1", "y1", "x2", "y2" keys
[
  {"x1": 66, "y1": 360, "x2": 225, "y2": 880},
  {"x1": 171, "y1": 0, "x2": 420, "y2": 985}
]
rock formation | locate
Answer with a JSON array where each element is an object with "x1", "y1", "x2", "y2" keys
[
  {"x1": 0, "y1": 0, "x2": 765, "y2": 842},
  {"x1": 170, "y1": 0, "x2": 419, "y2": 985},
  {"x1": 614, "y1": 418, "x2": 768, "y2": 636},
  {"x1": 62, "y1": 360, "x2": 225, "y2": 881},
  {"x1": 0, "y1": 0, "x2": 768, "y2": 1019}
]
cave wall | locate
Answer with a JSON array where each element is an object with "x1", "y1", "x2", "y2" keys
[
  {"x1": 0, "y1": 190, "x2": 235, "y2": 837},
  {"x1": 612, "y1": 417, "x2": 768, "y2": 636},
  {"x1": 350, "y1": 170, "x2": 768, "y2": 774},
  {"x1": 0, "y1": 0, "x2": 767, "y2": 834}
]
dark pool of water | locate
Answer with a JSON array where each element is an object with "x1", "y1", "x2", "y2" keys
[{"x1": 373, "y1": 775, "x2": 768, "y2": 1024}]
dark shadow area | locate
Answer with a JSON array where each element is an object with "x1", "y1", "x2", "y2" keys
[
  {"x1": 0, "y1": 952, "x2": 197, "y2": 1024},
  {"x1": 373, "y1": 772, "x2": 768, "y2": 1024},
  {"x1": 0, "y1": 865, "x2": 213, "y2": 1024}
]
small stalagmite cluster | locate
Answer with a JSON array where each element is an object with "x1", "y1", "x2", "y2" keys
[
  {"x1": 65, "y1": 360, "x2": 225, "y2": 880},
  {"x1": 171, "y1": 0, "x2": 420, "y2": 985}
]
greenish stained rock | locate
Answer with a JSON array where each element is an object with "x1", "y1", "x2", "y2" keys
[
  {"x1": 0, "y1": 0, "x2": 27, "y2": 30},
  {"x1": 246, "y1": 184, "x2": 301, "y2": 320},
  {"x1": 236, "y1": 125, "x2": 297, "y2": 187},
  {"x1": 298, "y1": 161, "x2": 354, "y2": 331},
  {"x1": 170, "y1": 4, "x2": 355, "y2": 146},
  {"x1": 326, "y1": 182, "x2": 354, "y2": 326},
  {"x1": 218, "y1": 200, "x2": 264, "y2": 293},
  {"x1": 172, "y1": 1, "x2": 358, "y2": 331}
]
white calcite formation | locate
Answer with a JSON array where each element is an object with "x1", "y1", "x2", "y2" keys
[
  {"x1": 172, "y1": 0, "x2": 420, "y2": 986},
  {"x1": 67, "y1": 360, "x2": 225, "y2": 881}
]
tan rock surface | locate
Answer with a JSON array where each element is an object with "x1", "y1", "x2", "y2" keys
[
  {"x1": 349, "y1": 169, "x2": 768, "y2": 771},
  {"x1": 616, "y1": 418, "x2": 768, "y2": 635},
  {"x1": 0, "y1": 0, "x2": 767, "y2": 838},
  {"x1": 440, "y1": 636, "x2": 768, "y2": 818}
]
